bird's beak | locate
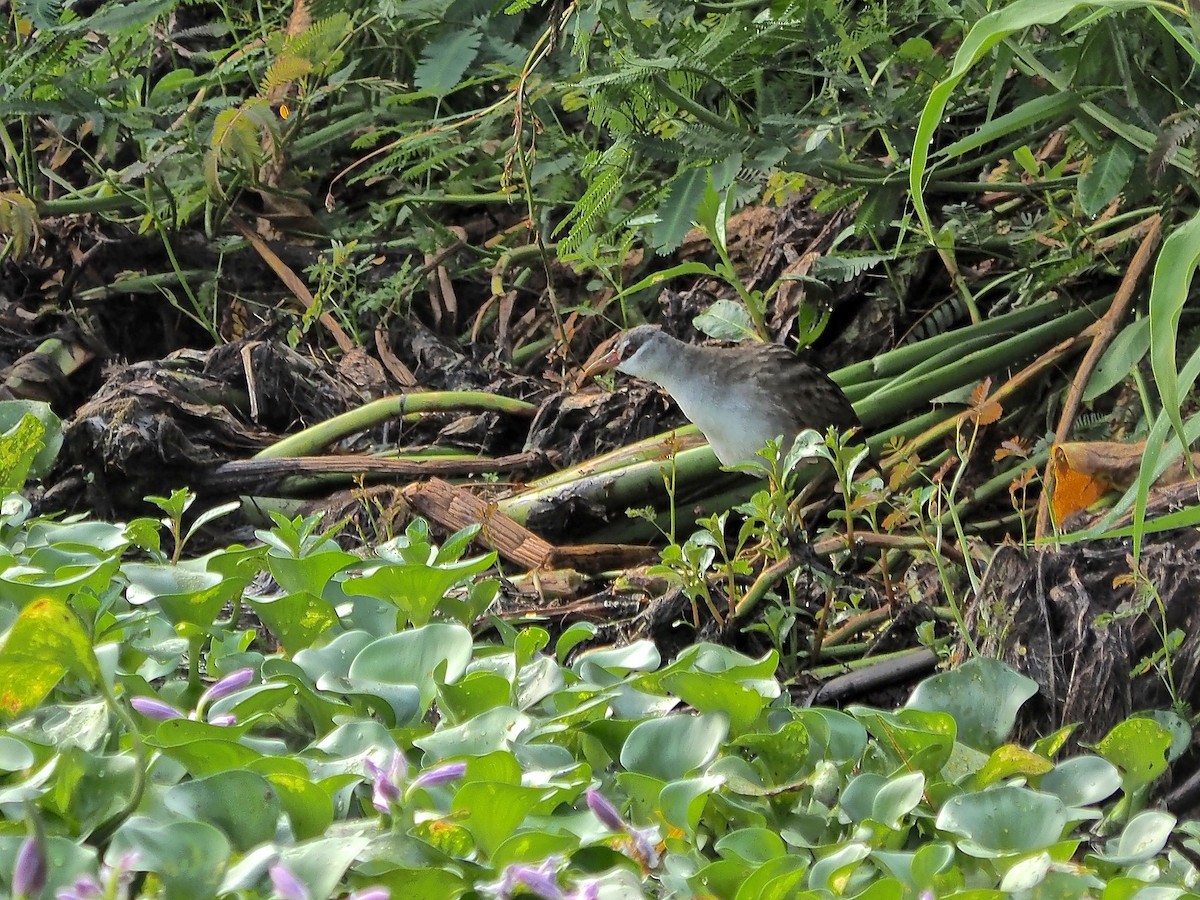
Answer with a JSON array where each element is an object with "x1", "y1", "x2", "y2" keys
[{"x1": 580, "y1": 346, "x2": 622, "y2": 380}]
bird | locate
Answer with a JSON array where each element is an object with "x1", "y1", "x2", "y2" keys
[{"x1": 582, "y1": 324, "x2": 862, "y2": 467}]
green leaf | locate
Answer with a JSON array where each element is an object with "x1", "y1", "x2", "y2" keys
[
  {"x1": 693, "y1": 300, "x2": 757, "y2": 342},
  {"x1": 936, "y1": 785, "x2": 1067, "y2": 855},
  {"x1": 111, "y1": 816, "x2": 231, "y2": 900},
  {"x1": 0, "y1": 598, "x2": 103, "y2": 719},
  {"x1": 906, "y1": 657, "x2": 1037, "y2": 752},
  {"x1": 1084, "y1": 317, "x2": 1150, "y2": 401},
  {"x1": 620, "y1": 712, "x2": 728, "y2": 780},
  {"x1": 651, "y1": 168, "x2": 710, "y2": 252},
  {"x1": 910, "y1": 0, "x2": 1148, "y2": 236},
  {"x1": 1079, "y1": 142, "x2": 1136, "y2": 217},
  {"x1": 414, "y1": 29, "x2": 482, "y2": 98},
  {"x1": 1094, "y1": 716, "x2": 1172, "y2": 792},
  {"x1": 163, "y1": 770, "x2": 281, "y2": 851}
]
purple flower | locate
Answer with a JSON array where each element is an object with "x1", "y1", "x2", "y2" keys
[
  {"x1": 200, "y1": 668, "x2": 254, "y2": 704},
  {"x1": 347, "y1": 889, "x2": 390, "y2": 900},
  {"x1": 503, "y1": 861, "x2": 566, "y2": 900},
  {"x1": 585, "y1": 788, "x2": 626, "y2": 832},
  {"x1": 13, "y1": 836, "x2": 47, "y2": 898},
  {"x1": 207, "y1": 713, "x2": 237, "y2": 727},
  {"x1": 130, "y1": 696, "x2": 184, "y2": 721},
  {"x1": 55, "y1": 876, "x2": 102, "y2": 900},
  {"x1": 409, "y1": 761, "x2": 466, "y2": 792},
  {"x1": 480, "y1": 858, "x2": 564, "y2": 900},
  {"x1": 625, "y1": 823, "x2": 662, "y2": 869},
  {"x1": 269, "y1": 863, "x2": 310, "y2": 900},
  {"x1": 566, "y1": 880, "x2": 600, "y2": 900},
  {"x1": 365, "y1": 754, "x2": 406, "y2": 814}
]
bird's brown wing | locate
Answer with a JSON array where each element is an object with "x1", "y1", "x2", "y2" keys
[{"x1": 742, "y1": 342, "x2": 862, "y2": 435}]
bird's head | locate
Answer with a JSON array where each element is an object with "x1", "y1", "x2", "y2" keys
[{"x1": 582, "y1": 325, "x2": 668, "y2": 380}]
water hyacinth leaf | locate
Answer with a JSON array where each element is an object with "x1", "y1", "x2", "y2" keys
[
  {"x1": 348, "y1": 622, "x2": 473, "y2": 716},
  {"x1": 555, "y1": 622, "x2": 596, "y2": 662},
  {"x1": 1094, "y1": 717, "x2": 1172, "y2": 792},
  {"x1": 734, "y1": 721, "x2": 812, "y2": 786},
  {"x1": 293, "y1": 631, "x2": 374, "y2": 684},
  {"x1": 661, "y1": 775, "x2": 725, "y2": 838},
  {"x1": 792, "y1": 708, "x2": 868, "y2": 763},
  {"x1": 693, "y1": 859, "x2": 753, "y2": 898},
  {"x1": 274, "y1": 835, "x2": 371, "y2": 900},
  {"x1": 936, "y1": 786, "x2": 1067, "y2": 855},
  {"x1": 342, "y1": 554, "x2": 495, "y2": 627},
  {"x1": 973, "y1": 744, "x2": 1054, "y2": 788},
  {"x1": 910, "y1": 841, "x2": 956, "y2": 885},
  {"x1": 491, "y1": 830, "x2": 581, "y2": 870},
  {"x1": 905, "y1": 657, "x2": 1037, "y2": 752},
  {"x1": 808, "y1": 841, "x2": 871, "y2": 892},
  {"x1": 452, "y1": 781, "x2": 550, "y2": 856},
  {"x1": 250, "y1": 768, "x2": 334, "y2": 841},
  {"x1": 0, "y1": 400, "x2": 63, "y2": 491},
  {"x1": 574, "y1": 640, "x2": 661, "y2": 684},
  {"x1": 714, "y1": 827, "x2": 787, "y2": 865},
  {"x1": 438, "y1": 670, "x2": 513, "y2": 724},
  {"x1": 0, "y1": 553, "x2": 121, "y2": 609},
  {"x1": 850, "y1": 708, "x2": 956, "y2": 776},
  {"x1": 265, "y1": 546, "x2": 358, "y2": 596},
  {"x1": 123, "y1": 560, "x2": 240, "y2": 627},
  {"x1": 47, "y1": 746, "x2": 139, "y2": 836},
  {"x1": 731, "y1": 854, "x2": 808, "y2": 900},
  {"x1": 1094, "y1": 809, "x2": 1175, "y2": 864},
  {"x1": 0, "y1": 734, "x2": 35, "y2": 772},
  {"x1": 351, "y1": 865, "x2": 467, "y2": 899},
  {"x1": 1035, "y1": 755, "x2": 1121, "y2": 808},
  {"x1": 147, "y1": 719, "x2": 262, "y2": 776},
  {"x1": 621, "y1": 713, "x2": 728, "y2": 781},
  {"x1": 0, "y1": 597, "x2": 102, "y2": 719},
  {"x1": 111, "y1": 816, "x2": 231, "y2": 900},
  {"x1": 163, "y1": 770, "x2": 281, "y2": 851},
  {"x1": 416, "y1": 707, "x2": 531, "y2": 760},
  {"x1": 247, "y1": 592, "x2": 339, "y2": 654},
  {"x1": 662, "y1": 670, "x2": 766, "y2": 735}
]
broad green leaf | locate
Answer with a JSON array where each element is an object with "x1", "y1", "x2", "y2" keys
[
  {"x1": 906, "y1": 657, "x2": 1037, "y2": 751},
  {"x1": 111, "y1": 816, "x2": 231, "y2": 900},
  {"x1": 1079, "y1": 142, "x2": 1136, "y2": 217},
  {"x1": 163, "y1": 770, "x2": 280, "y2": 851},
  {"x1": 936, "y1": 786, "x2": 1067, "y2": 855},
  {"x1": 452, "y1": 781, "x2": 549, "y2": 856},
  {"x1": 0, "y1": 597, "x2": 102, "y2": 719},
  {"x1": 693, "y1": 299, "x2": 757, "y2": 342},
  {"x1": 1093, "y1": 810, "x2": 1175, "y2": 864},
  {"x1": 1094, "y1": 716, "x2": 1172, "y2": 792},
  {"x1": 0, "y1": 399, "x2": 62, "y2": 483},
  {"x1": 621, "y1": 712, "x2": 728, "y2": 780}
]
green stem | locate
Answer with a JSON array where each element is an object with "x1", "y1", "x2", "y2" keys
[{"x1": 255, "y1": 391, "x2": 538, "y2": 460}]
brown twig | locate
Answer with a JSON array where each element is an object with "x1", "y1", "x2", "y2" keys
[{"x1": 1034, "y1": 214, "x2": 1164, "y2": 541}]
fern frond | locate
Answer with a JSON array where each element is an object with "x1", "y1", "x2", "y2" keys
[
  {"x1": 1149, "y1": 113, "x2": 1200, "y2": 180},
  {"x1": 554, "y1": 143, "x2": 632, "y2": 254},
  {"x1": 284, "y1": 13, "x2": 352, "y2": 64},
  {"x1": 262, "y1": 55, "x2": 315, "y2": 93}
]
